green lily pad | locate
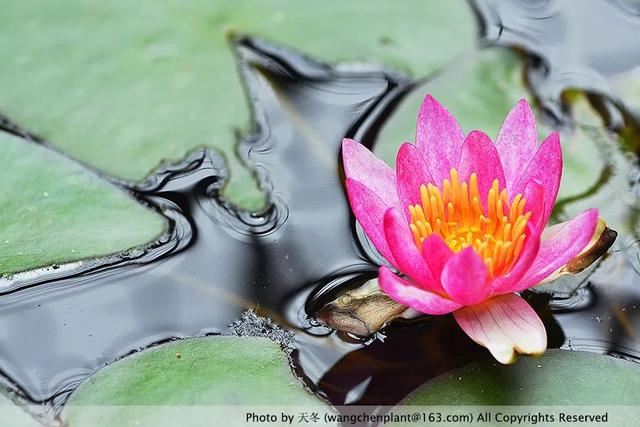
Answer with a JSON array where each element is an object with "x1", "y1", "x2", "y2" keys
[
  {"x1": 0, "y1": 393, "x2": 40, "y2": 427},
  {"x1": 554, "y1": 95, "x2": 622, "y2": 204},
  {"x1": 551, "y1": 96, "x2": 634, "y2": 234},
  {"x1": 0, "y1": 132, "x2": 165, "y2": 275},
  {"x1": 401, "y1": 349, "x2": 640, "y2": 405},
  {"x1": 373, "y1": 49, "x2": 609, "y2": 202},
  {"x1": 0, "y1": 0, "x2": 475, "y2": 210},
  {"x1": 64, "y1": 336, "x2": 328, "y2": 426},
  {"x1": 610, "y1": 66, "x2": 640, "y2": 115}
]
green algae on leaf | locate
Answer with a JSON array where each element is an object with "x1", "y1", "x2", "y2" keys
[
  {"x1": 0, "y1": 132, "x2": 166, "y2": 276},
  {"x1": 400, "y1": 350, "x2": 640, "y2": 405},
  {"x1": 64, "y1": 336, "x2": 329, "y2": 427},
  {"x1": 0, "y1": 0, "x2": 475, "y2": 211}
]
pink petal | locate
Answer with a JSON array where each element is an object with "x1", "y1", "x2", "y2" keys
[
  {"x1": 457, "y1": 130, "x2": 506, "y2": 210},
  {"x1": 441, "y1": 247, "x2": 490, "y2": 305},
  {"x1": 342, "y1": 138, "x2": 399, "y2": 207},
  {"x1": 489, "y1": 223, "x2": 541, "y2": 295},
  {"x1": 415, "y1": 95, "x2": 465, "y2": 184},
  {"x1": 383, "y1": 208, "x2": 442, "y2": 293},
  {"x1": 511, "y1": 208, "x2": 599, "y2": 292},
  {"x1": 378, "y1": 266, "x2": 461, "y2": 315},
  {"x1": 496, "y1": 99, "x2": 538, "y2": 192},
  {"x1": 421, "y1": 234, "x2": 454, "y2": 284},
  {"x1": 512, "y1": 131, "x2": 562, "y2": 227},
  {"x1": 453, "y1": 294, "x2": 547, "y2": 364},
  {"x1": 396, "y1": 142, "x2": 434, "y2": 221},
  {"x1": 345, "y1": 178, "x2": 398, "y2": 267},
  {"x1": 521, "y1": 180, "x2": 546, "y2": 232}
]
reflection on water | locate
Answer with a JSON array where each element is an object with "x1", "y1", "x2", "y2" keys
[
  {"x1": 470, "y1": 0, "x2": 640, "y2": 364},
  {"x1": 472, "y1": 0, "x2": 640, "y2": 120},
  {"x1": 0, "y1": 37, "x2": 408, "y2": 408},
  {"x1": 0, "y1": 1, "x2": 640, "y2": 421}
]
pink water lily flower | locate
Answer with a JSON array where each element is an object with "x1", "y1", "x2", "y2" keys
[{"x1": 342, "y1": 95, "x2": 600, "y2": 364}]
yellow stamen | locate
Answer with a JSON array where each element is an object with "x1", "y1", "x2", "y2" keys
[{"x1": 409, "y1": 168, "x2": 530, "y2": 277}]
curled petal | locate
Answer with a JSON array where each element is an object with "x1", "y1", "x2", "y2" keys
[
  {"x1": 378, "y1": 266, "x2": 461, "y2": 315},
  {"x1": 496, "y1": 99, "x2": 538, "y2": 192},
  {"x1": 396, "y1": 142, "x2": 434, "y2": 221},
  {"x1": 345, "y1": 178, "x2": 398, "y2": 267},
  {"x1": 453, "y1": 294, "x2": 547, "y2": 364},
  {"x1": 342, "y1": 138, "x2": 399, "y2": 207},
  {"x1": 511, "y1": 209, "x2": 599, "y2": 292},
  {"x1": 512, "y1": 131, "x2": 562, "y2": 227},
  {"x1": 457, "y1": 130, "x2": 506, "y2": 210},
  {"x1": 561, "y1": 218, "x2": 617, "y2": 275},
  {"x1": 441, "y1": 247, "x2": 490, "y2": 305},
  {"x1": 536, "y1": 219, "x2": 617, "y2": 286},
  {"x1": 384, "y1": 208, "x2": 441, "y2": 293},
  {"x1": 416, "y1": 95, "x2": 465, "y2": 184}
]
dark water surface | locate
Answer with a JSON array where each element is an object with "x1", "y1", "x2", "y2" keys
[
  {"x1": 0, "y1": 37, "x2": 408, "y2": 406},
  {"x1": 472, "y1": 0, "x2": 640, "y2": 121},
  {"x1": 0, "y1": 1, "x2": 640, "y2": 421}
]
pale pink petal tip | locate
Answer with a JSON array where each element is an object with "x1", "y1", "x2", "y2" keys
[
  {"x1": 341, "y1": 138, "x2": 399, "y2": 207},
  {"x1": 453, "y1": 294, "x2": 547, "y2": 364},
  {"x1": 378, "y1": 266, "x2": 461, "y2": 315}
]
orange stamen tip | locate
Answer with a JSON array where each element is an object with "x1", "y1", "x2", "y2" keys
[{"x1": 408, "y1": 168, "x2": 530, "y2": 277}]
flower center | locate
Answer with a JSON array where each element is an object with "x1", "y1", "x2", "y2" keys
[{"x1": 409, "y1": 168, "x2": 531, "y2": 277}]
